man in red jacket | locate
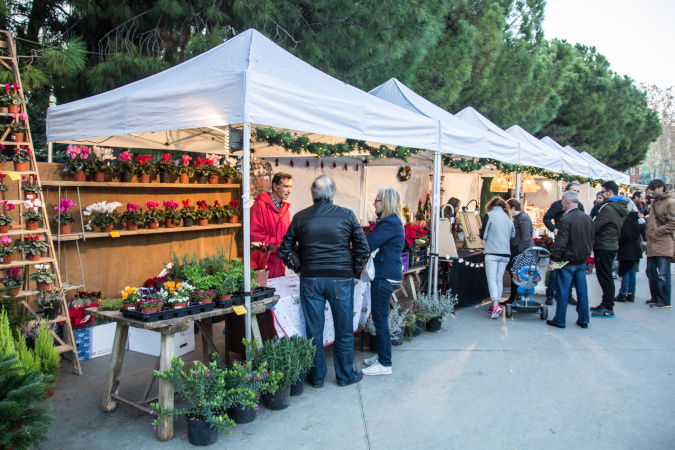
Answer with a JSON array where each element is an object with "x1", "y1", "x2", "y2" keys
[{"x1": 251, "y1": 172, "x2": 293, "y2": 278}]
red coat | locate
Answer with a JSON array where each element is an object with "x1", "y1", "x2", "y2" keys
[{"x1": 250, "y1": 192, "x2": 290, "y2": 278}]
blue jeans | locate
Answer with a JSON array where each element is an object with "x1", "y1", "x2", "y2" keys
[
  {"x1": 551, "y1": 263, "x2": 589, "y2": 326},
  {"x1": 646, "y1": 257, "x2": 671, "y2": 306},
  {"x1": 619, "y1": 265, "x2": 636, "y2": 295},
  {"x1": 547, "y1": 269, "x2": 576, "y2": 298},
  {"x1": 370, "y1": 278, "x2": 397, "y2": 367},
  {"x1": 300, "y1": 277, "x2": 357, "y2": 385}
]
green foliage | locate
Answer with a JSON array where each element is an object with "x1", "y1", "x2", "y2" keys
[
  {"x1": 288, "y1": 335, "x2": 316, "y2": 374},
  {"x1": 15, "y1": 333, "x2": 41, "y2": 374},
  {"x1": 0, "y1": 308, "x2": 16, "y2": 359},
  {"x1": 415, "y1": 291, "x2": 457, "y2": 319},
  {"x1": 34, "y1": 322, "x2": 60, "y2": 379},
  {"x1": 99, "y1": 298, "x2": 124, "y2": 311},
  {"x1": 256, "y1": 337, "x2": 304, "y2": 388},
  {"x1": 223, "y1": 339, "x2": 282, "y2": 408},
  {"x1": 0, "y1": 354, "x2": 54, "y2": 450}
]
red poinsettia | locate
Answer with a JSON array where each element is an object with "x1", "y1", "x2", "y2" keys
[
  {"x1": 404, "y1": 224, "x2": 429, "y2": 248},
  {"x1": 250, "y1": 242, "x2": 276, "y2": 271},
  {"x1": 533, "y1": 235, "x2": 554, "y2": 249}
]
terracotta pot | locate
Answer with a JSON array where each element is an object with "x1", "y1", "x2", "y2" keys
[
  {"x1": 24, "y1": 192, "x2": 36, "y2": 201},
  {"x1": 120, "y1": 172, "x2": 132, "y2": 182},
  {"x1": 59, "y1": 223, "x2": 72, "y2": 235},
  {"x1": 9, "y1": 132, "x2": 24, "y2": 143},
  {"x1": 126, "y1": 221, "x2": 138, "y2": 231},
  {"x1": 27, "y1": 253, "x2": 40, "y2": 261},
  {"x1": 147, "y1": 222, "x2": 159, "y2": 229},
  {"x1": 0, "y1": 255, "x2": 12, "y2": 264},
  {"x1": 46, "y1": 386, "x2": 55, "y2": 398},
  {"x1": 141, "y1": 307, "x2": 159, "y2": 314},
  {"x1": 0, "y1": 162, "x2": 3, "y2": 171},
  {"x1": 7, "y1": 104, "x2": 20, "y2": 114},
  {"x1": 13, "y1": 161, "x2": 28, "y2": 172},
  {"x1": 216, "y1": 294, "x2": 232, "y2": 301},
  {"x1": 139, "y1": 173, "x2": 150, "y2": 183},
  {"x1": 165, "y1": 219, "x2": 176, "y2": 228},
  {"x1": 101, "y1": 224, "x2": 113, "y2": 232},
  {"x1": 123, "y1": 304, "x2": 136, "y2": 311},
  {"x1": 208, "y1": 175, "x2": 219, "y2": 184},
  {"x1": 179, "y1": 173, "x2": 190, "y2": 184},
  {"x1": 0, "y1": 224, "x2": 8, "y2": 233},
  {"x1": 172, "y1": 302, "x2": 187, "y2": 309},
  {"x1": 7, "y1": 288, "x2": 20, "y2": 296},
  {"x1": 92, "y1": 172, "x2": 105, "y2": 182},
  {"x1": 229, "y1": 216, "x2": 239, "y2": 224},
  {"x1": 73, "y1": 170, "x2": 86, "y2": 182},
  {"x1": 198, "y1": 218, "x2": 208, "y2": 226},
  {"x1": 36, "y1": 282, "x2": 51, "y2": 291},
  {"x1": 254, "y1": 269, "x2": 269, "y2": 288},
  {"x1": 199, "y1": 298, "x2": 213, "y2": 304},
  {"x1": 226, "y1": 178, "x2": 234, "y2": 184},
  {"x1": 26, "y1": 221, "x2": 38, "y2": 230}
]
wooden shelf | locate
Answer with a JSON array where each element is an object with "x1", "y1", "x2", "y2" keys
[
  {"x1": 0, "y1": 142, "x2": 32, "y2": 146},
  {"x1": 54, "y1": 344, "x2": 75, "y2": 354},
  {"x1": 0, "y1": 169, "x2": 37, "y2": 175},
  {"x1": 53, "y1": 223, "x2": 242, "y2": 241},
  {"x1": 40, "y1": 180, "x2": 241, "y2": 189},
  {"x1": 4, "y1": 282, "x2": 82, "y2": 299},
  {"x1": 0, "y1": 256, "x2": 55, "y2": 269},
  {"x1": 1, "y1": 227, "x2": 49, "y2": 236}
]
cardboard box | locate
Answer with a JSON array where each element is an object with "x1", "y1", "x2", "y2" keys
[
  {"x1": 90, "y1": 323, "x2": 117, "y2": 359},
  {"x1": 128, "y1": 322, "x2": 195, "y2": 358}
]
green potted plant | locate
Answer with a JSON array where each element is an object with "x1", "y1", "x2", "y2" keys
[
  {"x1": 116, "y1": 150, "x2": 137, "y2": 182},
  {"x1": 34, "y1": 287, "x2": 65, "y2": 320},
  {"x1": 162, "y1": 200, "x2": 180, "y2": 228},
  {"x1": 415, "y1": 291, "x2": 457, "y2": 332},
  {"x1": 29, "y1": 264, "x2": 56, "y2": 291},
  {"x1": 33, "y1": 320, "x2": 61, "y2": 396},
  {"x1": 2, "y1": 111, "x2": 29, "y2": 142},
  {"x1": 151, "y1": 357, "x2": 236, "y2": 446},
  {"x1": 193, "y1": 158, "x2": 212, "y2": 183},
  {"x1": 176, "y1": 154, "x2": 195, "y2": 184},
  {"x1": 0, "y1": 201, "x2": 15, "y2": 233},
  {"x1": 144, "y1": 201, "x2": 163, "y2": 229},
  {"x1": 119, "y1": 202, "x2": 144, "y2": 231},
  {"x1": 195, "y1": 200, "x2": 213, "y2": 225},
  {"x1": 63, "y1": 145, "x2": 92, "y2": 181},
  {"x1": 224, "y1": 339, "x2": 282, "y2": 424},
  {"x1": 83, "y1": 200, "x2": 121, "y2": 232},
  {"x1": 20, "y1": 198, "x2": 44, "y2": 230},
  {"x1": 12, "y1": 145, "x2": 32, "y2": 172},
  {"x1": 211, "y1": 200, "x2": 227, "y2": 224},
  {"x1": 161, "y1": 281, "x2": 194, "y2": 308},
  {"x1": 20, "y1": 175, "x2": 42, "y2": 201},
  {"x1": 154, "y1": 153, "x2": 176, "y2": 183},
  {"x1": 214, "y1": 272, "x2": 237, "y2": 302},
  {"x1": 225, "y1": 200, "x2": 240, "y2": 224},
  {"x1": 179, "y1": 199, "x2": 197, "y2": 227},
  {"x1": 365, "y1": 305, "x2": 407, "y2": 346},
  {"x1": 138, "y1": 297, "x2": 164, "y2": 314},
  {"x1": 134, "y1": 154, "x2": 154, "y2": 183},
  {"x1": 52, "y1": 198, "x2": 78, "y2": 235},
  {"x1": 1, "y1": 267, "x2": 24, "y2": 295},
  {"x1": 1, "y1": 82, "x2": 27, "y2": 112},
  {"x1": 0, "y1": 173, "x2": 9, "y2": 191},
  {"x1": 88, "y1": 146, "x2": 116, "y2": 181},
  {"x1": 121, "y1": 286, "x2": 141, "y2": 311},
  {"x1": 17, "y1": 235, "x2": 50, "y2": 261},
  {"x1": 287, "y1": 335, "x2": 316, "y2": 396},
  {"x1": 192, "y1": 289, "x2": 216, "y2": 304},
  {"x1": 255, "y1": 337, "x2": 304, "y2": 410},
  {"x1": 0, "y1": 235, "x2": 17, "y2": 264}
]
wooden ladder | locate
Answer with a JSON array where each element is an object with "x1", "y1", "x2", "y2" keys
[{"x1": 0, "y1": 30, "x2": 82, "y2": 375}]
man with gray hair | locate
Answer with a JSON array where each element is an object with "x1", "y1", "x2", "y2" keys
[
  {"x1": 545, "y1": 190, "x2": 595, "y2": 328},
  {"x1": 278, "y1": 175, "x2": 370, "y2": 387}
]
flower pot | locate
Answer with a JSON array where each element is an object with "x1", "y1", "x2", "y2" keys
[
  {"x1": 13, "y1": 161, "x2": 28, "y2": 172},
  {"x1": 46, "y1": 385, "x2": 55, "y2": 398},
  {"x1": 44, "y1": 307, "x2": 59, "y2": 320},
  {"x1": 0, "y1": 255, "x2": 12, "y2": 264},
  {"x1": 290, "y1": 373, "x2": 306, "y2": 397},
  {"x1": 9, "y1": 132, "x2": 24, "y2": 143},
  {"x1": 36, "y1": 282, "x2": 51, "y2": 291},
  {"x1": 102, "y1": 224, "x2": 113, "y2": 232},
  {"x1": 26, "y1": 221, "x2": 38, "y2": 231},
  {"x1": 126, "y1": 221, "x2": 138, "y2": 231},
  {"x1": 171, "y1": 302, "x2": 187, "y2": 309},
  {"x1": 412, "y1": 320, "x2": 424, "y2": 337},
  {"x1": 59, "y1": 223, "x2": 72, "y2": 235},
  {"x1": 0, "y1": 162, "x2": 3, "y2": 171},
  {"x1": 199, "y1": 298, "x2": 212, "y2": 304},
  {"x1": 0, "y1": 224, "x2": 8, "y2": 233},
  {"x1": 216, "y1": 294, "x2": 231, "y2": 301},
  {"x1": 198, "y1": 218, "x2": 208, "y2": 226},
  {"x1": 214, "y1": 216, "x2": 224, "y2": 225},
  {"x1": 226, "y1": 178, "x2": 234, "y2": 184},
  {"x1": 8, "y1": 104, "x2": 20, "y2": 114},
  {"x1": 254, "y1": 269, "x2": 269, "y2": 288},
  {"x1": 392, "y1": 328, "x2": 405, "y2": 346},
  {"x1": 229, "y1": 216, "x2": 239, "y2": 224},
  {"x1": 186, "y1": 415, "x2": 219, "y2": 446},
  {"x1": 165, "y1": 219, "x2": 176, "y2": 228},
  {"x1": 24, "y1": 192, "x2": 36, "y2": 201},
  {"x1": 426, "y1": 316, "x2": 443, "y2": 332},
  {"x1": 179, "y1": 173, "x2": 190, "y2": 184},
  {"x1": 139, "y1": 173, "x2": 150, "y2": 183},
  {"x1": 183, "y1": 218, "x2": 193, "y2": 227},
  {"x1": 228, "y1": 404, "x2": 256, "y2": 424},
  {"x1": 159, "y1": 172, "x2": 170, "y2": 183},
  {"x1": 141, "y1": 307, "x2": 159, "y2": 314},
  {"x1": 7, "y1": 288, "x2": 20, "y2": 296},
  {"x1": 196, "y1": 175, "x2": 208, "y2": 184},
  {"x1": 262, "y1": 384, "x2": 291, "y2": 410},
  {"x1": 208, "y1": 175, "x2": 219, "y2": 184},
  {"x1": 26, "y1": 253, "x2": 40, "y2": 261},
  {"x1": 73, "y1": 170, "x2": 86, "y2": 182},
  {"x1": 120, "y1": 172, "x2": 132, "y2": 182},
  {"x1": 147, "y1": 221, "x2": 159, "y2": 229},
  {"x1": 92, "y1": 172, "x2": 105, "y2": 182},
  {"x1": 123, "y1": 304, "x2": 136, "y2": 311}
]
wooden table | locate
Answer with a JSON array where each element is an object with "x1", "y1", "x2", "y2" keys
[
  {"x1": 390, "y1": 266, "x2": 426, "y2": 306},
  {"x1": 86, "y1": 296, "x2": 278, "y2": 441}
]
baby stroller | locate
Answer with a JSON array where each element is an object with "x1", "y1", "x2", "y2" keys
[{"x1": 505, "y1": 246, "x2": 550, "y2": 320}]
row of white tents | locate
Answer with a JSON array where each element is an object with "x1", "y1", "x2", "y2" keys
[{"x1": 45, "y1": 29, "x2": 630, "y2": 339}]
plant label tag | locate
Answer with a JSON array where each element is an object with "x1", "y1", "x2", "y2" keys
[
  {"x1": 110, "y1": 232, "x2": 120, "y2": 238},
  {"x1": 232, "y1": 305, "x2": 247, "y2": 315},
  {"x1": 7, "y1": 172, "x2": 20, "y2": 180}
]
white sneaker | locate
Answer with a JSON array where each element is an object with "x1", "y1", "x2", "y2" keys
[
  {"x1": 364, "y1": 355, "x2": 379, "y2": 366},
  {"x1": 362, "y1": 362, "x2": 392, "y2": 376}
]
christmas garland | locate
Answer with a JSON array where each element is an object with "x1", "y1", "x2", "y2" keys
[
  {"x1": 397, "y1": 166, "x2": 411, "y2": 181},
  {"x1": 254, "y1": 127, "x2": 422, "y2": 161}
]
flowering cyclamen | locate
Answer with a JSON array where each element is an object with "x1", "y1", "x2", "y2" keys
[
  {"x1": 162, "y1": 200, "x2": 179, "y2": 210},
  {"x1": 65, "y1": 145, "x2": 92, "y2": 159},
  {"x1": 118, "y1": 151, "x2": 133, "y2": 162},
  {"x1": 55, "y1": 198, "x2": 77, "y2": 213},
  {"x1": 145, "y1": 201, "x2": 160, "y2": 211},
  {"x1": 181, "y1": 155, "x2": 192, "y2": 166},
  {"x1": 127, "y1": 203, "x2": 141, "y2": 212}
]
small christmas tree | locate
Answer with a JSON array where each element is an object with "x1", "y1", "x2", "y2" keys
[
  {"x1": 415, "y1": 198, "x2": 425, "y2": 221},
  {"x1": 16, "y1": 333, "x2": 41, "y2": 373},
  {"x1": 423, "y1": 193, "x2": 431, "y2": 220},
  {"x1": 0, "y1": 308, "x2": 16, "y2": 359},
  {"x1": 34, "y1": 322, "x2": 60, "y2": 381}
]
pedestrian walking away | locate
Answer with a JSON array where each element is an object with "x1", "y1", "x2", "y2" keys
[{"x1": 644, "y1": 179, "x2": 675, "y2": 308}]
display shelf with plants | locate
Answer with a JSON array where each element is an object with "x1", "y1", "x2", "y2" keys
[{"x1": 40, "y1": 180, "x2": 241, "y2": 188}]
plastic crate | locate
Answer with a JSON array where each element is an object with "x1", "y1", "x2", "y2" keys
[
  {"x1": 409, "y1": 248, "x2": 428, "y2": 269},
  {"x1": 121, "y1": 303, "x2": 215, "y2": 322},
  {"x1": 401, "y1": 252, "x2": 410, "y2": 272},
  {"x1": 229, "y1": 287, "x2": 277, "y2": 306}
]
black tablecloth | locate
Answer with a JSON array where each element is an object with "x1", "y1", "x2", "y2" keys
[{"x1": 442, "y1": 250, "x2": 489, "y2": 306}]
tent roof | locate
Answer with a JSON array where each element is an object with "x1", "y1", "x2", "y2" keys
[
  {"x1": 47, "y1": 30, "x2": 440, "y2": 154},
  {"x1": 368, "y1": 79, "x2": 520, "y2": 161},
  {"x1": 539, "y1": 136, "x2": 597, "y2": 178},
  {"x1": 575, "y1": 148, "x2": 630, "y2": 184},
  {"x1": 454, "y1": 106, "x2": 562, "y2": 172}
]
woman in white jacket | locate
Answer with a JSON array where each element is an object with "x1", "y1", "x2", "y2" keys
[{"x1": 480, "y1": 197, "x2": 515, "y2": 319}]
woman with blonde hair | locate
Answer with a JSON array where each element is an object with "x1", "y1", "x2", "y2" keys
[
  {"x1": 480, "y1": 196, "x2": 515, "y2": 319},
  {"x1": 362, "y1": 187, "x2": 405, "y2": 376}
]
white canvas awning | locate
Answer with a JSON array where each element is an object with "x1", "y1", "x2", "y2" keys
[
  {"x1": 540, "y1": 136, "x2": 598, "y2": 179},
  {"x1": 574, "y1": 148, "x2": 630, "y2": 184}
]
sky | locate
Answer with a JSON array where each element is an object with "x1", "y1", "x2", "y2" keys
[{"x1": 542, "y1": 0, "x2": 675, "y2": 88}]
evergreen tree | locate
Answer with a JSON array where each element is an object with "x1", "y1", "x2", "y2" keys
[
  {"x1": 34, "y1": 322, "x2": 60, "y2": 380},
  {"x1": 15, "y1": 333, "x2": 41, "y2": 374},
  {"x1": 0, "y1": 308, "x2": 16, "y2": 359}
]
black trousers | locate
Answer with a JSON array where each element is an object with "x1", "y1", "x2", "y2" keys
[{"x1": 595, "y1": 248, "x2": 617, "y2": 309}]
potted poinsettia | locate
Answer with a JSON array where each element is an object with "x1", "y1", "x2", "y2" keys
[
  {"x1": 89, "y1": 146, "x2": 115, "y2": 182},
  {"x1": 134, "y1": 155, "x2": 154, "y2": 183},
  {"x1": 179, "y1": 199, "x2": 196, "y2": 227},
  {"x1": 195, "y1": 200, "x2": 213, "y2": 226},
  {"x1": 144, "y1": 201, "x2": 163, "y2": 229},
  {"x1": 162, "y1": 200, "x2": 180, "y2": 228},
  {"x1": 0, "y1": 201, "x2": 15, "y2": 233},
  {"x1": 52, "y1": 198, "x2": 78, "y2": 235},
  {"x1": 176, "y1": 155, "x2": 194, "y2": 184},
  {"x1": 120, "y1": 202, "x2": 145, "y2": 231},
  {"x1": 29, "y1": 264, "x2": 56, "y2": 291},
  {"x1": 251, "y1": 242, "x2": 275, "y2": 288},
  {"x1": 18, "y1": 235, "x2": 49, "y2": 261},
  {"x1": 1, "y1": 267, "x2": 24, "y2": 295},
  {"x1": 21, "y1": 199, "x2": 44, "y2": 230},
  {"x1": 63, "y1": 145, "x2": 92, "y2": 181},
  {"x1": 20, "y1": 175, "x2": 42, "y2": 201},
  {"x1": 116, "y1": 150, "x2": 136, "y2": 182},
  {"x1": 12, "y1": 145, "x2": 32, "y2": 172},
  {"x1": 154, "y1": 153, "x2": 175, "y2": 183},
  {"x1": 0, "y1": 235, "x2": 17, "y2": 264},
  {"x1": 82, "y1": 201, "x2": 121, "y2": 232},
  {"x1": 226, "y1": 200, "x2": 240, "y2": 224}
]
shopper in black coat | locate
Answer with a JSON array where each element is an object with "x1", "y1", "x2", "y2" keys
[{"x1": 615, "y1": 211, "x2": 642, "y2": 303}]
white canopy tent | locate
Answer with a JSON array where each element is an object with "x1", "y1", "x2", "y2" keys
[
  {"x1": 575, "y1": 148, "x2": 630, "y2": 185},
  {"x1": 540, "y1": 136, "x2": 598, "y2": 179},
  {"x1": 46, "y1": 28, "x2": 448, "y2": 341}
]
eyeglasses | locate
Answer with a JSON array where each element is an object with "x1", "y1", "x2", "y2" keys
[{"x1": 374, "y1": 199, "x2": 382, "y2": 203}]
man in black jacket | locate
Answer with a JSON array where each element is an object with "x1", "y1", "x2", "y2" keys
[
  {"x1": 545, "y1": 190, "x2": 595, "y2": 328},
  {"x1": 278, "y1": 175, "x2": 370, "y2": 388},
  {"x1": 543, "y1": 182, "x2": 585, "y2": 306}
]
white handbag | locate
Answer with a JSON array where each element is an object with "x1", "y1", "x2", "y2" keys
[{"x1": 361, "y1": 249, "x2": 379, "y2": 282}]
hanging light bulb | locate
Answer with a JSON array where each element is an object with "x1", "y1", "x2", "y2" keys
[
  {"x1": 490, "y1": 173, "x2": 508, "y2": 192},
  {"x1": 506, "y1": 174, "x2": 516, "y2": 188},
  {"x1": 521, "y1": 174, "x2": 538, "y2": 193}
]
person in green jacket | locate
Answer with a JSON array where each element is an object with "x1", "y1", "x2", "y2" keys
[{"x1": 591, "y1": 180, "x2": 629, "y2": 318}]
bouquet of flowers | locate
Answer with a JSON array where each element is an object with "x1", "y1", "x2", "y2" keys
[
  {"x1": 251, "y1": 242, "x2": 275, "y2": 271},
  {"x1": 0, "y1": 201, "x2": 15, "y2": 226},
  {"x1": 21, "y1": 199, "x2": 44, "y2": 223},
  {"x1": 1, "y1": 267, "x2": 24, "y2": 289},
  {"x1": 0, "y1": 235, "x2": 17, "y2": 257},
  {"x1": 195, "y1": 200, "x2": 213, "y2": 220},
  {"x1": 64, "y1": 145, "x2": 92, "y2": 174},
  {"x1": 20, "y1": 175, "x2": 42, "y2": 195},
  {"x1": 83, "y1": 201, "x2": 121, "y2": 230},
  {"x1": 29, "y1": 263, "x2": 56, "y2": 284},
  {"x1": 53, "y1": 198, "x2": 78, "y2": 225},
  {"x1": 120, "y1": 202, "x2": 145, "y2": 226},
  {"x1": 144, "y1": 201, "x2": 163, "y2": 224},
  {"x1": 13, "y1": 145, "x2": 32, "y2": 163},
  {"x1": 135, "y1": 154, "x2": 154, "y2": 174},
  {"x1": 17, "y1": 234, "x2": 50, "y2": 257},
  {"x1": 162, "y1": 200, "x2": 180, "y2": 221},
  {"x1": 117, "y1": 150, "x2": 136, "y2": 174}
]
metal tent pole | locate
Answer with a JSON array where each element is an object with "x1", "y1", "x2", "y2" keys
[
  {"x1": 431, "y1": 151, "x2": 442, "y2": 294},
  {"x1": 243, "y1": 123, "x2": 252, "y2": 341}
]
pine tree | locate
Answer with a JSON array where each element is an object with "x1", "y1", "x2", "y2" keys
[
  {"x1": 0, "y1": 308, "x2": 16, "y2": 359},
  {"x1": 15, "y1": 333, "x2": 41, "y2": 374},
  {"x1": 34, "y1": 322, "x2": 60, "y2": 379}
]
